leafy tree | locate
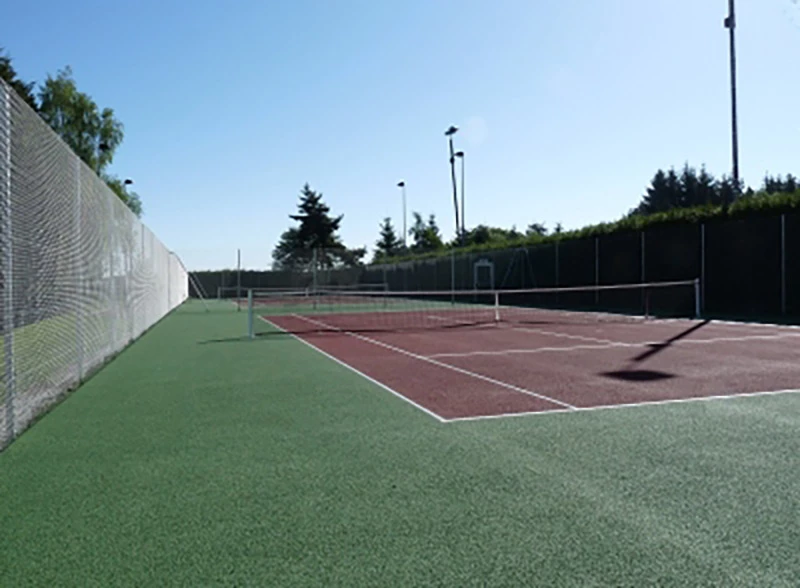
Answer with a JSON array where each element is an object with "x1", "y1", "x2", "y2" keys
[
  {"x1": 553, "y1": 222, "x2": 563, "y2": 235},
  {"x1": 0, "y1": 48, "x2": 37, "y2": 110},
  {"x1": 272, "y1": 184, "x2": 363, "y2": 269},
  {"x1": 462, "y1": 225, "x2": 525, "y2": 247},
  {"x1": 37, "y1": 66, "x2": 124, "y2": 175},
  {"x1": 409, "y1": 212, "x2": 444, "y2": 253},
  {"x1": 374, "y1": 217, "x2": 403, "y2": 261}
]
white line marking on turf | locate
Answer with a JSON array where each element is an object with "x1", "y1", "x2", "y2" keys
[
  {"x1": 291, "y1": 314, "x2": 577, "y2": 410},
  {"x1": 258, "y1": 316, "x2": 446, "y2": 423},
  {"x1": 426, "y1": 331, "x2": 800, "y2": 359},
  {"x1": 443, "y1": 388, "x2": 800, "y2": 423}
]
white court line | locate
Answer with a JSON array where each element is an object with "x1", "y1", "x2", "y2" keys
[
  {"x1": 258, "y1": 316, "x2": 447, "y2": 423},
  {"x1": 427, "y1": 331, "x2": 800, "y2": 359},
  {"x1": 507, "y1": 325, "x2": 615, "y2": 344},
  {"x1": 291, "y1": 314, "x2": 576, "y2": 410},
  {"x1": 444, "y1": 388, "x2": 800, "y2": 423}
]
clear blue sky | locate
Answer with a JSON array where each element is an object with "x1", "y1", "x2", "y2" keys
[{"x1": 2, "y1": 0, "x2": 799, "y2": 270}]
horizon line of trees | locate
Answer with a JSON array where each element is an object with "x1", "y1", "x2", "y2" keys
[
  {"x1": 1, "y1": 48, "x2": 141, "y2": 216},
  {"x1": 272, "y1": 163, "x2": 800, "y2": 269}
]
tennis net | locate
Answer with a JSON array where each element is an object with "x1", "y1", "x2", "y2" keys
[{"x1": 246, "y1": 279, "x2": 700, "y2": 337}]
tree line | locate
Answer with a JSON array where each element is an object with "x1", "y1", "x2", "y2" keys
[
  {"x1": 1, "y1": 48, "x2": 141, "y2": 215},
  {"x1": 274, "y1": 162, "x2": 800, "y2": 270},
  {"x1": 632, "y1": 163, "x2": 798, "y2": 216}
]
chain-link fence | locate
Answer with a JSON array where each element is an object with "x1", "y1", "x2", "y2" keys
[
  {"x1": 195, "y1": 211, "x2": 799, "y2": 325},
  {"x1": 0, "y1": 80, "x2": 189, "y2": 451}
]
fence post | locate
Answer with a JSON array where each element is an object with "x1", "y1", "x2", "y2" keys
[
  {"x1": 780, "y1": 214, "x2": 787, "y2": 315},
  {"x1": 594, "y1": 237, "x2": 600, "y2": 304},
  {"x1": 450, "y1": 250, "x2": 455, "y2": 302},
  {"x1": 555, "y1": 240, "x2": 560, "y2": 286},
  {"x1": 237, "y1": 248, "x2": 241, "y2": 312},
  {"x1": 640, "y1": 230, "x2": 646, "y2": 310},
  {"x1": 247, "y1": 289, "x2": 254, "y2": 339},
  {"x1": 700, "y1": 223, "x2": 706, "y2": 315},
  {"x1": 74, "y1": 157, "x2": 84, "y2": 381},
  {"x1": 1, "y1": 82, "x2": 15, "y2": 444},
  {"x1": 107, "y1": 195, "x2": 116, "y2": 353}
]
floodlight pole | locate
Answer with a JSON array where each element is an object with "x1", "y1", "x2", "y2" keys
[
  {"x1": 445, "y1": 125, "x2": 462, "y2": 245},
  {"x1": 725, "y1": 0, "x2": 740, "y2": 195},
  {"x1": 455, "y1": 151, "x2": 465, "y2": 238},
  {"x1": 397, "y1": 181, "x2": 407, "y2": 248}
]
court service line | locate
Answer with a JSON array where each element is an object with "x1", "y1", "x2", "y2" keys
[
  {"x1": 443, "y1": 388, "x2": 800, "y2": 423},
  {"x1": 291, "y1": 314, "x2": 577, "y2": 410},
  {"x1": 427, "y1": 330, "x2": 800, "y2": 359},
  {"x1": 507, "y1": 325, "x2": 616, "y2": 344},
  {"x1": 258, "y1": 317, "x2": 447, "y2": 423}
]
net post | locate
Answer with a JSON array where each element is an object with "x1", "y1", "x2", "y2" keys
[
  {"x1": 494, "y1": 291, "x2": 500, "y2": 322},
  {"x1": 694, "y1": 278, "x2": 701, "y2": 319},
  {"x1": 1, "y1": 81, "x2": 15, "y2": 445},
  {"x1": 247, "y1": 288, "x2": 254, "y2": 339}
]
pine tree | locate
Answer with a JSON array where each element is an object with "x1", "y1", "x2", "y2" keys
[
  {"x1": 695, "y1": 165, "x2": 718, "y2": 206},
  {"x1": 289, "y1": 183, "x2": 343, "y2": 250},
  {"x1": 272, "y1": 184, "x2": 352, "y2": 269},
  {"x1": 716, "y1": 174, "x2": 738, "y2": 206},
  {"x1": 374, "y1": 217, "x2": 403, "y2": 261}
]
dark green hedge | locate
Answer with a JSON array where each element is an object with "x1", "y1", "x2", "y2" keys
[{"x1": 376, "y1": 190, "x2": 800, "y2": 264}]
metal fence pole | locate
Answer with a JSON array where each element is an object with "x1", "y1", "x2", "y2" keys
[
  {"x1": 107, "y1": 196, "x2": 116, "y2": 353},
  {"x1": 700, "y1": 223, "x2": 706, "y2": 314},
  {"x1": 247, "y1": 289, "x2": 254, "y2": 339},
  {"x1": 781, "y1": 213, "x2": 787, "y2": 315},
  {"x1": 594, "y1": 237, "x2": 600, "y2": 304},
  {"x1": 450, "y1": 250, "x2": 455, "y2": 302},
  {"x1": 640, "y1": 230, "x2": 646, "y2": 310},
  {"x1": 1, "y1": 82, "x2": 15, "y2": 444},
  {"x1": 237, "y1": 248, "x2": 241, "y2": 312},
  {"x1": 75, "y1": 157, "x2": 84, "y2": 381},
  {"x1": 555, "y1": 240, "x2": 560, "y2": 286}
]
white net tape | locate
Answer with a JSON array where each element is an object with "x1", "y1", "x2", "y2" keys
[{"x1": 0, "y1": 79, "x2": 188, "y2": 450}]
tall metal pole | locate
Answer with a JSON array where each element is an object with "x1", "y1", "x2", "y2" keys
[
  {"x1": 725, "y1": 0, "x2": 740, "y2": 194},
  {"x1": 456, "y1": 151, "x2": 465, "y2": 238},
  {"x1": 445, "y1": 126, "x2": 461, "y2": 245},
  {"x1": 397, "y1": 181, "x2": 407, "y2": 249}
]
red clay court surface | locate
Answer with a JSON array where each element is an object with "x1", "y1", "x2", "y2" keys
[{"x1": 263, "y1": 313, "x2": 800, "y2": 423}]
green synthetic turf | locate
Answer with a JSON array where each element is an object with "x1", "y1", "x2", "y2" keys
[{"x1": 1, "y1": 300, "x2": 799, "y2": 586}]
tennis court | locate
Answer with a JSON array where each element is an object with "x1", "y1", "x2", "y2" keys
[
  {"x1": 2, "y1": 295, "x2": 800, "y2": 585},
  {"x1": 255, "y1": 285, "x2": 800, "y2": 422}
]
